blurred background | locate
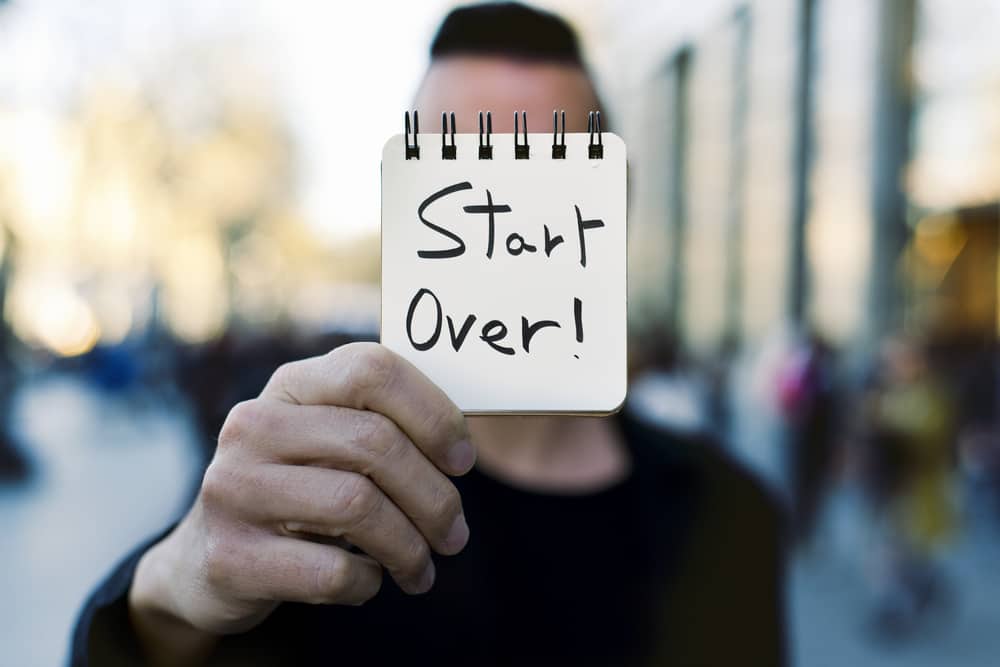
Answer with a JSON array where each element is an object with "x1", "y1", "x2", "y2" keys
[{"x1": 1, "y1": 0, "x2": 998, "y2": 665}]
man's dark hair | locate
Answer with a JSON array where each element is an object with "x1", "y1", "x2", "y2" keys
[{"x1": 430, "y1": 2, "x2": 583, "y2": 64}]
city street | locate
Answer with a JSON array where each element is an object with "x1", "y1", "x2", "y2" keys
[{"x1": 1, "y1": 375, "x2": 998, "y2": 666}]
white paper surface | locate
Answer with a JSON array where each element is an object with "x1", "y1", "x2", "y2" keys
[{"x1": 380, "y1": 132, "x2": 627, "y2": 413}]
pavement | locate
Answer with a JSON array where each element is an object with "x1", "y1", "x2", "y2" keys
[
  {"x1": 790, "y1": 485, "x2": 1000, "y2": 667},
  {"x1": 0, "y1": 376, "x2": 201, "y2": 667}
]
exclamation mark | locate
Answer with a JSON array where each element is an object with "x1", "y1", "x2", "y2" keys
[{"x1": 573, "y1": 297, "x2": 583, "y2": 359}]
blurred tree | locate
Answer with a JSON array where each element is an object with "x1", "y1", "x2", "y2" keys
[{"x1": 0, "y1": 34, "x2": 378, "y2": 357}]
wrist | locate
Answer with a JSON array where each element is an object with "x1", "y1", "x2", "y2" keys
[{"x1": 129, "y1": 529, "x2": 219, "y2": 666}]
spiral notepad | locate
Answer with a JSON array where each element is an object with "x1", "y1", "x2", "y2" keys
[{"x1": 381, "y1": 111, "x2": 626, "y2": 414}]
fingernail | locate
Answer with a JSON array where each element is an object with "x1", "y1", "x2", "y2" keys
[
  {"x1": 445, "y1": 513, "x2": 470, "y2": 553},
  {"x1": 446, "y1": 439, "x2": 476, "y2": 474},
  {"x1": 413, "y1": 560, "x2": 436, "y2": 594}
]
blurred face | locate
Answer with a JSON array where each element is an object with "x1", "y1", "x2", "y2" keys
[{"x1": 414, "y1": 55, "x2": 601, "y2": 134}]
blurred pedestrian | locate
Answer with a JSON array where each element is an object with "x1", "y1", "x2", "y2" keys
[
  {"x1": 862, "y1": 337, "x2": 957, "y2": 638},
  {"x1": 776, "y1": 331, "x2": 839, "y2": 546}
]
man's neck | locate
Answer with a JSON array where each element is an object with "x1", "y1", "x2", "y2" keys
[{"x1": 467, "y1": 415, "x2": 630, "y2": 494}]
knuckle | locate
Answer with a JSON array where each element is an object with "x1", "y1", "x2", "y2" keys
[
  {"x1": 270, "y1": 361, "x2": 298, "y2": 390},
  {"x1": 201, "y1": 533, "x2": 239, "y2": 590},
  {"x1": 200, "y1": 461, "x2": 235, "y2": 508},
  {"x1": 377, "y1": 429, "x2": 409, "y2": 468},
  {"x1": 266, "y1": 360, "x2": 306, "y2": 404},
  {"x1": 309, "y1": 553, "x2": 354, "y2": 604},
  {"x1": 419, "y1": 407, "x2": 463, "y2": 448},
  {"x1": 219, "y1": 400, "x2": 264, "y2": 447},
  {"x1": 350, "y1": 412, "x2": 402, "y2": 471},
  {"x1": 339, "y1": 343, "x2": 397, "y2": 399},
  {"x1": 350, "y1": 410, "x2": 390, "y2": 447},
  {"x1": 334, "y1": 474, "x2": 382, "y2": 527}
]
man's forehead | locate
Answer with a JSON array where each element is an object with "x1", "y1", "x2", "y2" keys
[{"x1": 415, "y1": 56, "x2": 599, "y2": 133}]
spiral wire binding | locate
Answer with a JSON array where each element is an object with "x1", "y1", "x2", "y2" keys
[
  {"x1": 588, "y1": 111, "x2": 603, "y2": 159},
  {"x1": 404, "y1": 111, "x2": 604, "y2": 160},
  {"x1": 552, "y1": 110, "x2": 566, "y2": 159},
  {"x1": 514, "y1": 110, "x2": 529, "y2": 159},
  {"x1": 478, "y1": 111, "x2": 493, "y2": 159},
  {"x1": 404, "y1": 110, "x2": 420, "y2": 160},
  {"x1": 441, "y1": 111, "x2": 456, "y2": 160}
]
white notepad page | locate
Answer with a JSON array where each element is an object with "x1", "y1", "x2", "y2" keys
[{"x1": 381, "y1": 131, "x2": 626, "y2": 413}]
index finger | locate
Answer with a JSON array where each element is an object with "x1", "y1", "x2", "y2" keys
[{"x1": 261, "y1": 342, "x2": 474, "y2": 475}]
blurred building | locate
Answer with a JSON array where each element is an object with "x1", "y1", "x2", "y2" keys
[{"x1": 579, "y1": 0, "x2": 1000, "y2": 404}]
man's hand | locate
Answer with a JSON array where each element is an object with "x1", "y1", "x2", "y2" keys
[{"x1": 128, "y1": 343, "x2": 474, "y2": 660}]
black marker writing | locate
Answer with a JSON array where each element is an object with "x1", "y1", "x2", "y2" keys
[
  {"x1": 574, "y1": 297, "x2": 584, "y2": 343},
  {"x1": 417, "y1": 182, "x2": 473, "y2": 259},
  {"x1": 447, "y1": 314, "x2": 476, "y2": 351},
  {"x1": 521, "y1": 317, "x2": 561, "y2": 353},
  {"x1": 406, "y1": 288, "x2": 442, "y2": 349},
  {"x1": 415, "y1": 183, "x2": 604, "y2": 268},
  {"x1": 404, "y1": 288, "x2": 584, "y2": 358},
  {"x1": 462, "y1": 189, "x2": 512, "y2": 259},
  {"x1": 543, "y1": 225, "x2": 564, "y2": 257},
  {"x1": 575, "y1": 205, "x2": 605, "y2": 268},
  {"x1": 506, "y1": 233, "x2": 537, "y2": 256},
  {"x1": 480, "y1": 320, "x2": 515, "y2": 355}
]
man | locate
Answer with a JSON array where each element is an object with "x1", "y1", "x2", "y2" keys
[{"x1": 73, "y1": 4, "x2": 786, "y2": 665}]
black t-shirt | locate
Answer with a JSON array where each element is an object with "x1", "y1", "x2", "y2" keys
[{"x1": 72, "y1": 411, "x2": 787, "y2": 666}]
